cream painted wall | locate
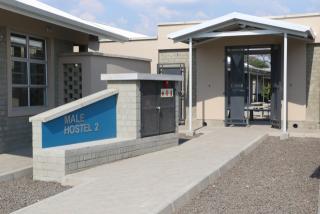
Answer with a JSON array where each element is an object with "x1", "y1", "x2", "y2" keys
[
  {"x1": 274, "y1": 15, "x2": 320, "y2": 43},
  {"x1": 195, "y1": 36, "x2": 307, "y2": 122},
  {"x1": 100, "y1": 24, "x2": 195, "y2": 73},
  {"x1": 101, "y1": 14, "x2": 320, "y2": 123}
]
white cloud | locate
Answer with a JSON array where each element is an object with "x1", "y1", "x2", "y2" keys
[
  {"x1": 157, "y1": 6, "x2": 180, "y2": 19},
  {"x1": 195, "y1": 11, "x2": 209, "y2": 19},
  {"x1": 231, "y1": 0, "x2": 290, "y2": 16},
  {"x1": 70, "y1": 0, "x2": 106, "y2": 21}
]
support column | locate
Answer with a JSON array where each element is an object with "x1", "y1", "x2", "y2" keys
[
  {"x1": 282, "y1": 33, "x2": 288, "y2": 138},
  {"x1": 188, "y1": 38, "x2": 194, "y2": 136}
]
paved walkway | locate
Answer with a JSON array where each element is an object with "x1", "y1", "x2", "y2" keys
[
  {"x1": 0, "y1": 148, "x2": 32, "y2": 182},
  {"x1": 15, "y1": 127, "x2": 272, "y2": 214}
]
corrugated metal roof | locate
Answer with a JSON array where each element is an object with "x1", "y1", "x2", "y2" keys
[
  {"x1": 0, "y1": 0, "x2": 147, "y2": 41},
  {"x1": 168, "y1": 12, "x2": 315, "y2": 42}
]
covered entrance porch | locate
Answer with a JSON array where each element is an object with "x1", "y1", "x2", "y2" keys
[
  {"x1": 225, "y1": 45, "x2": 280, "y2": 128},
  {"x1": 169, "y1": 12, "x2": 315, "y2": 137}
]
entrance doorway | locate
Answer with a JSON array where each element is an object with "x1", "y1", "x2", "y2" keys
[{"x1": 225, "y1": 45, "x2": 282, "y2": 128}]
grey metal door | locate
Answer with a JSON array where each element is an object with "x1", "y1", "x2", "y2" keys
[
  {"x1": 270, "y1": 45, "x2": 282, "y2": 129},
  {"x1": 159, "y1": 81, "x2": 176, "y2": 134},
  {"x1": 158, "y1": 63, "x2": 185, "y2": 125},
  {"x1": 141, "y1": 81, "x2": 176, "y2": 137},
  {"x1": 226, "y1": 48, "x2": 246, "y2": 125}
]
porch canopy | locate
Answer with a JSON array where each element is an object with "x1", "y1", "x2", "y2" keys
[
  {"x1": 0, "y1": 0, "x2": 147, "y2": 41},
  {"x1": 168, "y1": 12, "x2": 315, "y2": 135}
]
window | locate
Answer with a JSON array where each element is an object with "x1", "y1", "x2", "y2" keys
[{"x1": 11, "y1": 34, "x2": 47, "y2": 108}]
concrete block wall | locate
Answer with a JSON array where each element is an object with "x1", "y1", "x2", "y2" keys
[
  {"x1": 33, "y1": 134, "x2": 178, "y2": 182},
  {"x1": 0, "y1": 26, "x2": 31, "y2": 153},
  {"x1": 306, "y1": 43, "x2": 320, "y2": 128},
  {"x1": 108, "y1": 81, "x2": 141, "y2": 139},
  {"x1": 159, "y1": 50, "x2": 197, "y2": 126}
]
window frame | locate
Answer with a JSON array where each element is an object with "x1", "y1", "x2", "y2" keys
[{"x1": 8, "y1": 31, "x2": 49, "y2": 117}]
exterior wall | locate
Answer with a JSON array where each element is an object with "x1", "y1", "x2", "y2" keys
[
  {"x1": 273, "y1": 15, "x2": 320, "y2": 43},
  {"x1": 107, "y1": 81, "x2": 141, "y2": 139},
  {"x1": 306, "y1": 44, "x2": 320, "y2": 128},
  {"x1": 196, "y1": 36, "x2": 307, "y2": 124},
  {"x1": 100, "y1": 24, "x2": 196, "y2": 73},
  {"x1": 32, "y1": 79, "x2": 180, "y2": 182},
  {"x1": 100, "y1": 14, "x2": 320, "y2": 129},
  {"x1": 58, "y1": 53, "x2": 150, "y2": 105},
  {"x1": 158, "y1": 49, "x2": 197, "y2": 125},
  {"x1": 0, "y1": 10, "x2": 90, "y2": 153},
  {"x1": 33, "y1": 133, "x2": 178, "y2": 182},
  {"x1": 0, "y1": 26, "x2": 32, "y2": 152}
]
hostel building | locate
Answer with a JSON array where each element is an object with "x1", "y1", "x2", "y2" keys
[
  {"x1": 0, "y1": 0, "x2": 150, "y2": 153},
  {"x1": 102, "y1": 12, "x2": 320, "y2": 135}
]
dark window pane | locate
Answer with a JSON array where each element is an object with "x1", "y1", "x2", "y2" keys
[
  {"x1": 30, "y1": 88, "x2": 46, "y2": 106},
  {"x1": 12, "y1": 87, "x2": 28, "y2": 107},
  {"x1": 12, "y1": 61, "x2": 27, "y2": 84},
  {"x1": 29, "y1": 38, "x2": 45, "y2": 60},
  {"x1": 30, "y1": 63, "x2": 46, "y2": 85},
  {"x1": 11, "y1": 34, "x2": 27, "y2": 58}
]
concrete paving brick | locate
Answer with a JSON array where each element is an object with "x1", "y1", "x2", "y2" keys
[{"x1": 14, "y1": 127, "x2": 276, "y2": 214}]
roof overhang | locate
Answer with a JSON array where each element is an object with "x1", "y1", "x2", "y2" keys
[
  {"x1": 168, "y1": 12, "x2": 315, "y2": 43},
  {"x1": 0, "y1": 0, "x2": 147, "y2": 42}
]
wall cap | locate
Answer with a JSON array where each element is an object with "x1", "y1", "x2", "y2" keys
[
  {"x1": 101, "y1": 73, "x2": 183, "y2": 82},
  {"x1": 29, "y1": 89, "x2": 118, "y2": 123}
]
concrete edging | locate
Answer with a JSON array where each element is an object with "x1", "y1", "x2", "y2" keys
[
  {"x1": 0, "y1": 166, "x2": 32, "y2": 183},
  {"x1": 318, "y1": 183, "x2": 320, "y2": 214},
  {"x1": 158, "y1": 134, "x2": 269, "y2": 214}
]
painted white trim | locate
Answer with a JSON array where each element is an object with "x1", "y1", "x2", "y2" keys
[
  {"x1": 193, "y1": 30, "x2": 281, "y2": 39},
  {"x1": 283, "y1": 33, "x2": 288, "y2": 134},
  {"x1": 0, "y1": 0, "x2": 146, "y2": 41},
  {"x1": 188, "y1": 38, "x2": 193, "y2": 134},
  {"x1": 101, "y1": 73, "x2": 183, "y2": 82},
  {"x1": 168, "y1": 12, "x2": 314, "y2": 42},
  {"x1": 29, "y1": 89, "x2": 118, "y2": 123}
]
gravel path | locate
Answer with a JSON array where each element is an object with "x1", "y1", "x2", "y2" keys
[
  {"x1": 177, "y1": 137, "x2": 320, "y2": 214},
  {"x1": 0, "y1": 177, "x2": 71, "y2": 214}
]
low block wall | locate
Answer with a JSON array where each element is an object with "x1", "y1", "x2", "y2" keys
[{"x1": 33, "y1": 133, "x2": 178, "y2": 182}]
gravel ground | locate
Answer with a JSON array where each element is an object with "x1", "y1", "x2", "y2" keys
[
  {"x1": 0, "y1": 177, "x2": 71, "y2": 214},
  {"x1": 177, "y1": 137, "x2": 320, "y2": 214}
]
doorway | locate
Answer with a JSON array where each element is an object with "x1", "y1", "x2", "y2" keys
[{"x1": 225, "y1": 45, "x2": 282, "y2": 128}]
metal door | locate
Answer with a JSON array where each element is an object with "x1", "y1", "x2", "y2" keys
[
  {"x1": 159, "y1": 81, "x2": 176, "y2": 134},
  {"x1": 270, "y1": 45, "x2": 282, "y2": 129},
  {"x1": 158, "y1": 63, "x2": 185, "y2": 125},
  {"x1": 141, "y1": 81, "x2": 176, "y2": 137},
  {"x1": 225, "y1": 48, "x2": 246, "y2": 125}
]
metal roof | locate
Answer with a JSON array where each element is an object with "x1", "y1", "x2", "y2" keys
[
  {"x1": 0, "y1": 0, "x2": 147, "y2": 42},
  {"x1": 168, "y1": 12, "x2": 315, "y2": 42}
]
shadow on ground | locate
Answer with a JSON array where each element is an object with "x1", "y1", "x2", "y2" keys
[
  {"x1": 179, "y1": 133, "x2": 203, "y2": 145},
  {"x1": 311, "y1": 165, "x2": 320, "y2": 179}
]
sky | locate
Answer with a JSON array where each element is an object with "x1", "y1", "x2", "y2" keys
[{"x1": 39, "y1": 0, "x2": 320, "y2": 36}]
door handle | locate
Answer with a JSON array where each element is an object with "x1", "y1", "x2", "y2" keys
[{"x1": 156, "y1": 106, "x2": 161, "y2": 111}]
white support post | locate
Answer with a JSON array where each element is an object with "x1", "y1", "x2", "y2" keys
[
  {"x1": 188, "y1": 38, "x2": 193, "y2": 135},
  {"x1": 282, "y1": 33, "x2": 288, "y2": 136}
]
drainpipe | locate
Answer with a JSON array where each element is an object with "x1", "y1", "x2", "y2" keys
[
  {"x1": 188, "y1": 37, "x2": 194, "y2": 136},
  {"x1": 282, "y1": 33, "x2": 288, "y2": 138}
]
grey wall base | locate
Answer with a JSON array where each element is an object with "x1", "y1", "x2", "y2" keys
[
  {"x1": 33, "y1": 133, "x2": 178, "y2": 182},
  {"x1": 187, "y1": 119, "x2": 320, "y2": 130}
]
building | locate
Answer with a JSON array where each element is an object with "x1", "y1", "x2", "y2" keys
[
  {"x1": 0, "y1": 0, "x2": 150, "y2": 153},
  {"x1": 101, "y1": 12, "x2": 320, "y2": 136}
]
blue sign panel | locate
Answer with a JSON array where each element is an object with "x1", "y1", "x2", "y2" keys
[{"x1": 42, "y1": 95, "x2": 117, "y2": 148}]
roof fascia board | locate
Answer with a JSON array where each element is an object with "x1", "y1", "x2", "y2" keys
[
  {"x1": 169, "y1": 13, "x2": 314, "y2": 42},
  {"x1": 193, "y1": 29, "x2": 282, "y2": 39},
  {"x1": 0, "y1": 1, "x2": 129, "y2": 42},
  {"x1": 237, "y1": 20, "x2": 310, "y2": 38},
  {"x1": 172, "y1": 19, "x2": 311, "y2": 43},
  {"x1": 171, "y1": 20, "x2": 236, "y2": 42}
]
